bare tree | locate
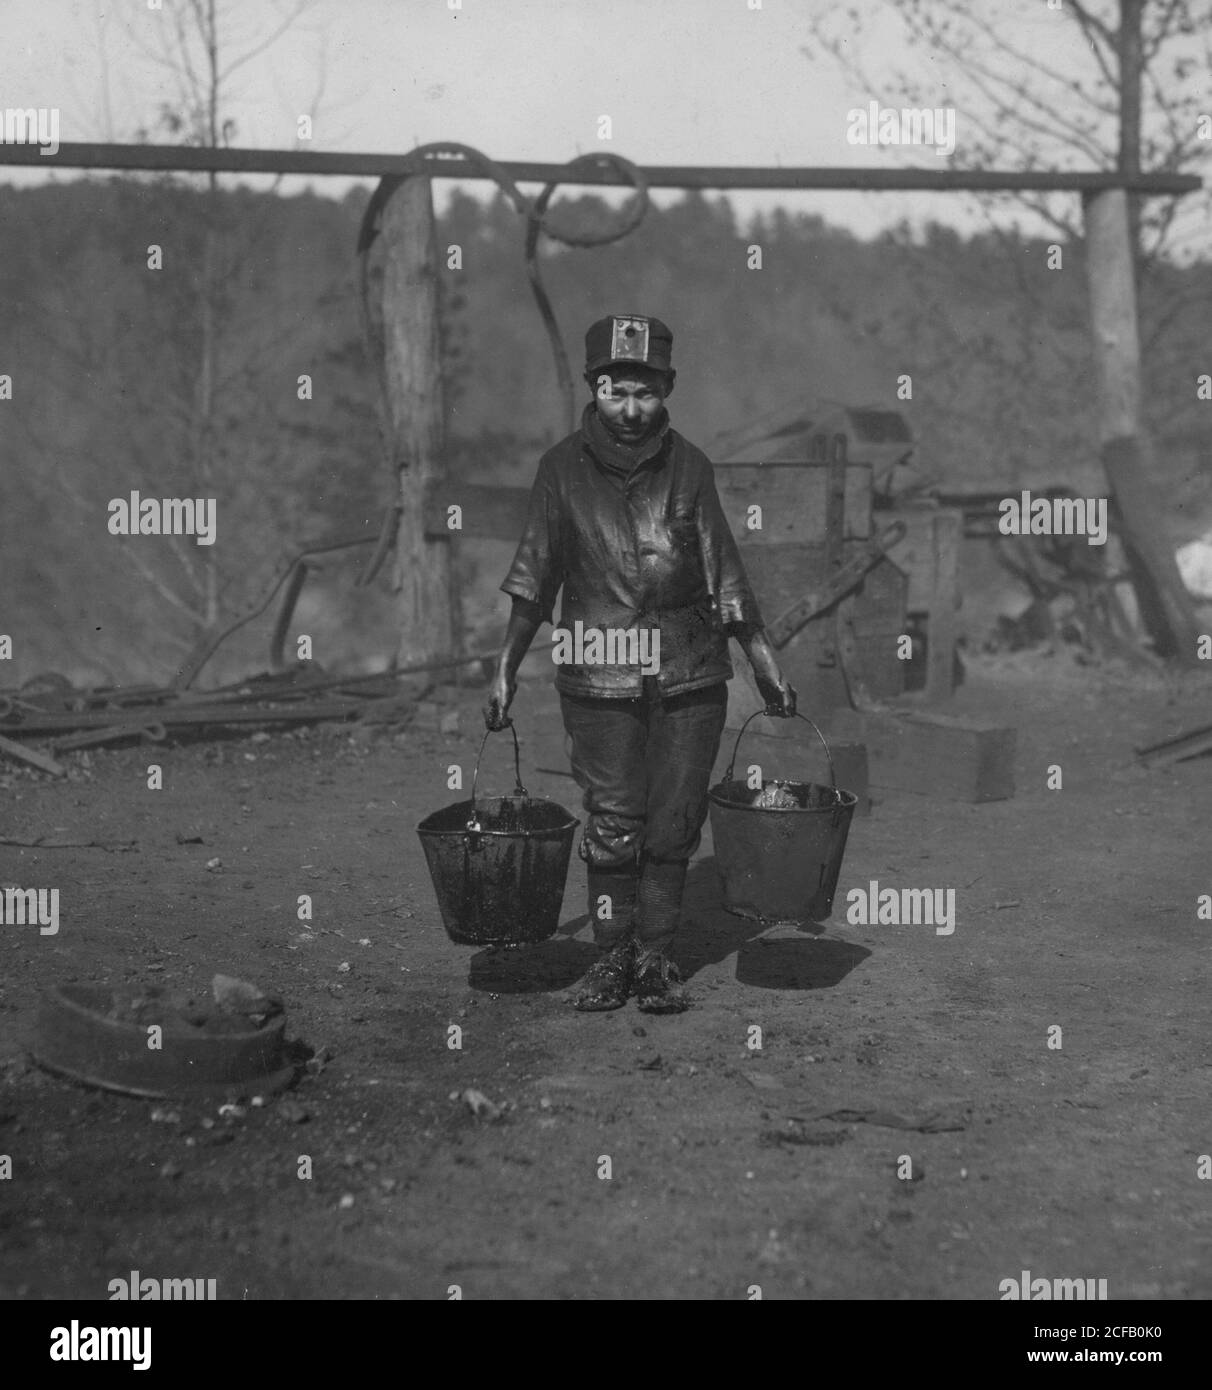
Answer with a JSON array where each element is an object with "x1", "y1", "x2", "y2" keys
[
  {"x1": 64, "y1": 0, "x2": 336, "y2": 683},
  {"x1": 807, "y1": 0, "x2": 1211, "y2": 270},
  {"x1": 805, "y1": 0, "x2": 1210, "y2": 660}
]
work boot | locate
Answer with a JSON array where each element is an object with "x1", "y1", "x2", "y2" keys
[
  {"x1": 571, "y1": 935, "x2": 635, "y2": 1012},
  {"x1": 633, "y1": 945, "x2": 690, "y2": 1014}
]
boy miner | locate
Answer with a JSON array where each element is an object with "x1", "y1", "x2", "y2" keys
[{"x1": 486, "y1": 313, "x2": 795, "y2": 1014}]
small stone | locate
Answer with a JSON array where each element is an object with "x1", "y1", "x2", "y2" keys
[
  {"x1": 461, "y1": 1088, "x2": 503, "y2": 1121},
  {"x1": 205, "y1": 857, "x2": 223, "y2": 871},
  {"x1": 278, "y1": 1099, "x2": 309, "y2": 1124},
  {"x1": 338, "y1": 1193, "x2": 355, "y2": 1210},
  {"x1": 337, "y1": 961, "x2": 351, "y2": 974},
  {"x1": 149, "y1": 1107, "x2": 181, "y2": 1124},
  {"x1": 218, "y1": 1103, "x2": 246, "y2": 1120},
  {"x1": 159, "y1": 1161, "x2": 183, "y2": 1180}
]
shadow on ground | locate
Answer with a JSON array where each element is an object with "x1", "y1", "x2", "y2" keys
[
  {"x1": 462, "y1": 857, "x2": 871, "y2": 995},
  {"x1": 467, "y1": 938, "x2": 598, "y2": 993}
]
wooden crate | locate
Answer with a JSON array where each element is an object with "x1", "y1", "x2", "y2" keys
[
  {"x1": 860, "y1": 709, "x2": 1016, "y2": 803},
  {"x1": 716, "y1": 457, "x2": 900, "y2": 706},
  {"x1": 732, "y1": 540, "x2": 907, "y2": 706},
  {"x1": 713, "y1": 461, "x2": 872, "y2": 543}
]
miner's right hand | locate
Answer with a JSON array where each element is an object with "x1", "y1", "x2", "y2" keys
[{"x1": 484, "y1": 666, "x2": 516, "y2": 730}]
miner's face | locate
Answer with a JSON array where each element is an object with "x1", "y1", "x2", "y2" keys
[{"x1": 592, "y1": 367, "x2": 673, "y2": 443}]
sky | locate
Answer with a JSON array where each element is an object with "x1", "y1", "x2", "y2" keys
[{"x1": 0, "y1": 0, "x2": 1208, "y2": 246}]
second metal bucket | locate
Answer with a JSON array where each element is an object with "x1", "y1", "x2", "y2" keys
[{"x1": 708, "y1": 711, "x2": 857, "y2": 927}]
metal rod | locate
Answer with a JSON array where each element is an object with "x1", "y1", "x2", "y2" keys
[{"x1": 0, "y1": 143, "x2": 1199, "y2": 194}]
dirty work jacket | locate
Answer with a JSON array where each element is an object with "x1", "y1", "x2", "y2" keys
[{"x1": 500, "y1": 408, "x2": 765, "y2": 698}]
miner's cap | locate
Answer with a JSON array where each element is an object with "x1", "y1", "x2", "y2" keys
[{"x1": 585, "y1": 314, "x2": 673, "y2": 375}]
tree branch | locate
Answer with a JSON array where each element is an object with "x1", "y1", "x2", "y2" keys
[{"x1": 219, "y1": 0, "x2": 315, "y2": 83}]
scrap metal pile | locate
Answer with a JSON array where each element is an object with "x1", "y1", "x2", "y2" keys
[{"x1": 0, "y1": 665, "x2": 470, "y2": 778}]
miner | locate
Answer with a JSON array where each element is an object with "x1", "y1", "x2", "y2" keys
[{"x1": 486, "y1": 313, "x2": 795, "y2": 1013}]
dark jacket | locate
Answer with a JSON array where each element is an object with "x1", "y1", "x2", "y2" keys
[{"x1": 501, "y1": 404, "x2": 764, "y2": 698}]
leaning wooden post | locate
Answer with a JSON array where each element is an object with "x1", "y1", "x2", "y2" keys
[
  {"x1": 380, "y1": 175, "x2": 458, "y2": 686},
  {"x1": 1081, "y1": 187, "x2": 1201, "y2": 663},
  {"x1": 925, "y1": 510, "x2": 961, "y2": 703}
]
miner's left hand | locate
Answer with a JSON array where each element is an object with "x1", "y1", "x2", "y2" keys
[
  {"x1": 754, "y1": 667, "x2": 797, "y2": 718},
  {"x1": 735, "y1": 625, "x2": 796, "y2": 717}
]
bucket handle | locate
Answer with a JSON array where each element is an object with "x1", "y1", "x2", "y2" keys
[
  {"x1": 468, "y1": 722, "x2": 528, "y2": 830},
  {"x1": 722, "y1": 710, "x2": 840, "y2": 801}
]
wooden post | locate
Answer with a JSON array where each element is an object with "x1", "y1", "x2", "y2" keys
[
  {"x1": 380, "y1": 175, "x2": 458, "y2": 683},
  {"x1": 1117, "y1": 0, "x2": 1144, "y2": 283},
  {"x1": 1082, "y1": 188, "x2": 1201, "y2": 663},
  {"x1": 925, "y1": 510, "x2": 960, "y2": 703},
  {"x1": 822, "y1": 434, "x2": 846, "y2": 672}
]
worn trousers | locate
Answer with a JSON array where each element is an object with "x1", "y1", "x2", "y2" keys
[{"x1": 560, "y1": 678, "x2": 728, "y2": 948}]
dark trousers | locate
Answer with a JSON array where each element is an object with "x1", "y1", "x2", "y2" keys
[{"x1": 560, "y1": 678, "x2": 728, "y2": 946}]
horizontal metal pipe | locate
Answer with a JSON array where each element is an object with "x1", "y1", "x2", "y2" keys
[{"x1": 0, "y1": 143, "x2": 1199, "y2": 194}]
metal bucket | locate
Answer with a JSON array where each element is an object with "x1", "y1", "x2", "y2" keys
[
  {"x1": 417, "y1": 723, "x2": 578, "y2": 946},
  {"x1": 708, "y1": 711, "x2": 857, "y2": 928}
]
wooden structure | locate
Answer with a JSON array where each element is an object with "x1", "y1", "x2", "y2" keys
[
  {"x1": 707, "y1": 405, "x2": 964, "y2": 709},
  {"x1": 710, "y1": 443, "x2": 1011, "y2": 805},
  {"x1": 715, "y1": 454, "x2": 907, "y2": 712}
]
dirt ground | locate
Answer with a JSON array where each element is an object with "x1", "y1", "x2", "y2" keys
[{"x1": 1, "y1": 650, "x2": 1210, "y2": 1301}]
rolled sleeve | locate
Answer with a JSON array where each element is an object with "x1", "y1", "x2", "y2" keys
[
  {"x1": 500, "y1": 458, "x2": 563, "y2": 625},
  {"x1": 696, "y1": 463, "x2": 764, "y2": 628}
]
